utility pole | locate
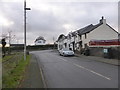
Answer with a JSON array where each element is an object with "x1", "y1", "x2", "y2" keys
[
  {"x1": 24, "y1": 0, "x2": 31, "y2": 60},
  {"x1": 53, "y1": 36, "x2": 55, "y2": 49},
  {"x1": 8, "y1": 31, "x2": 11, "y2": 46},
  {"x1": 8, "y1": 30, "x2": 12, "y2": 54},
  {"x1": 24, "y1": 0, "x2": 26, "y2": 60}
]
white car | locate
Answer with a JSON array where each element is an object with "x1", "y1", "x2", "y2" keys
[{"x1": 59, "y1": 48, "x2": 74, "y2": 56}]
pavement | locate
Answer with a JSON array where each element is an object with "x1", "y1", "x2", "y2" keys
[
  {"x1": 75, "y1": 53, "x2": 119, "y2": 66},
  {"x1": 20, "y1": 54, "x2": 44, "y2": 88}
]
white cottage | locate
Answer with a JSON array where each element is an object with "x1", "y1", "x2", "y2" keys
[
  {"x1": 57, "y1": 17, "x2": 119, "y2": 52},
  {"x1": 35, "y1": 36, "x2": 46, "y2": 45},
  {"x1": 77, "y1": 16, "x2": 119, "y2": 49},
  {"x1": 57, "y1": 34, "x2": 67, "y2": 50}
]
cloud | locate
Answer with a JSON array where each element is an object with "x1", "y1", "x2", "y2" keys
[{"x1": 0, "y1": 1, "x2": 118, "y2": 45}]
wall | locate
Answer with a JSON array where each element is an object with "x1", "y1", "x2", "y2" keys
[
  {"x1": 10, "y1": 44, "x2": 57, "y2": 51},
  {"x1": 35, "y1": 40, "x2": 46, "y2": 45},
  {"x1": 89, "y1": 47, "x2": 120, "y2": 60},
  {"x1": 82, "y1": 23, "x2": 118, "y2": 48}
]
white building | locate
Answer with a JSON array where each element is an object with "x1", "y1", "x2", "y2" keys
[
  {"x1": 35, "y1": 36, "x2": 46, "y2": 45},
  {"x1": 57, "y1": 34, "x2": 67, "y2": 50},
  {"x1": 77, "y1": 17, "x2": 119, "y2": 49},
  {"x1": 57, "y1": 17, "x2": 119, "y2": 52}
]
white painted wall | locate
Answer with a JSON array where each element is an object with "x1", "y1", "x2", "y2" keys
[
  {"x1": 82, "y1": 23, "x2": 118, "y2": 48},
  {"x1": 35, "y1": 40, "x2": 46, "y2": 45},
  {"x1": 57, "y1": 19, "x2": 119, "y2": 50},
  {"x1": 57, "y1": 38, "x2": 67, "y2": 50}
]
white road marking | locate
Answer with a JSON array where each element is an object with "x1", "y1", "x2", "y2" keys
[
  {"x1": 53, "y1": 54, "x2": 111, "y2": 80},
  {"x1": 59, "y1": 57, "x2": 68, "y2": 62},
  {"x1": 73, "y1": 63, "x2": 111, "y2": 80},
  {"x1": 49, "y1": 53, "x2": 68, "y2": 62}
]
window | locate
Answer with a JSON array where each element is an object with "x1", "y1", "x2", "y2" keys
[
  {"x1": 85, "y1": 34, "x2": 87, "y2": 39},
  {"x1": 80, "y1": 35, "x2": 82, "y2": 39},
  {"x1": 76, "y1": 35, "x2": 77, "y2": 38},
  {"x1": 43, "y1": 40, "x2": 45, "y2": 43},
  {"x1": 79, "y1": 41, "x2": 82, "y2": 47},
  {"x1": 69, "y1": 44, "x2": 70, "y2": 47},
  {"x1": 38, "y1": 41, "x2": 41, "y2": 43},
  {"x1": 64, "y1": 43, "x2": 67, "y2": 48},
  {"x1": 84, "y1": 43, "x2": 88, "y2": 48}
]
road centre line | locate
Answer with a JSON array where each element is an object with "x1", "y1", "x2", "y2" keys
[
  {"x1": 73, "y1": 63, "x2": 111, "y2": 80},
  {"x1": 59, "y1": 57, "x2": 68, "y2": 62},
  {"x1": 58, "y1": 56, "x2": 111, "y2": 80},
  {"x1": 52, "y1": 54, "x2": 111, "y2": 80}
]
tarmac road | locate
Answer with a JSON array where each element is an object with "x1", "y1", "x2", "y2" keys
[{"x1": 31, "y1": 50, "x2": 118, "y2": 88}]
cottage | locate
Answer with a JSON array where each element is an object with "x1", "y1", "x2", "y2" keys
[
  {"x1": 57, "y1": 17, "x2": 119, "y2": 53},
  {"x1": 77, "y1": 17, "x2": 119, "y2": 49},
  {"x1": 57, "y1": 34, "x2": 67, "y2": 50},
  {"x1": 35, "y1": 36, "x2": 46, "y2": 45}
]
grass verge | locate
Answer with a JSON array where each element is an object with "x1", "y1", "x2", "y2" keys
[
  {"x1": 2, "y1": 55, "x2": 14, "y2": 62},
  {"x1": 2, "y1": 54, "x2": 31, "y2": 88},
  {"x1": 2, "y1": 52, "x2": 22, "y2": 62}
]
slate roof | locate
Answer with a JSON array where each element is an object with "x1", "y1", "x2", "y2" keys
[
  {"x1": 66, "y1": 22, "x2": 103, "y2": 37},
  {"x1": 35, "y1": 36, "x2": 46, "y2": 42},
  {"x1": 77, "y1": 23, "x2": 103, "y2": 35},
  {"x1": 57, "y1": 17, "x2": 119, "y2": 41},
  {"x1": 71, "y1": 31, "x2": 77, "y2": 36},
  {"x1": 57, "y1": 34, "x2": 66, "y2": 42}
]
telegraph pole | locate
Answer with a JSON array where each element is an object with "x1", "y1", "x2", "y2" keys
[
  {"x1": 24, "y1": 0, "x2": 30, "y2": 60},
  {"x1": 24, "y1": 0, "x2": 26, "y2": 60},
  {"x1": 8, "y1": 30, "x2": 12, "y2": 54}
]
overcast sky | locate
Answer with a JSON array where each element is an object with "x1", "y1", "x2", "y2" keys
[{"x1": 0, "y1": 0, "x2": 119, "y2": 45}]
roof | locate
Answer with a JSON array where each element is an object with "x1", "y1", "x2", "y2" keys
[
  {"x1": 77, "y1": 17, "x2": 119, "y2": 35},
  {"x1": 77, "y1": 23, "x2": 102, "y2": 35},
  {"x1": 35, "y1": 36, "x2": 46, "y2": 42},
  {"x1": 57, "y1": 17, "x2": 119, "y2": 41},
  {"x1": 71, "y1": 31, "x2": 77, "y2": 36},
  {"x1": 57, "y1": 34, "x2": 66, "y2": 42}
]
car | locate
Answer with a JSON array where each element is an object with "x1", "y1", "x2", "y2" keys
[{"x1": 59, "y1": 48, "x2": 74, "y2": 56}]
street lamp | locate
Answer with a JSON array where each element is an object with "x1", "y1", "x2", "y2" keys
[{"x1": 24, "y1": 0, "x2": 31, "y2": 60}]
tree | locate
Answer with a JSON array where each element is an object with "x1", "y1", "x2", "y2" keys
[{"x1": 1, "y1": 38, "x2": 6, "y2": 57}]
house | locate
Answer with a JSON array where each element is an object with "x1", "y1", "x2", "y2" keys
[
  {"x1": 66, "y1": 31, "x2": 77, "y2": 51},
  {"x1": 35, "y1": 36, "x2": 46, "y2": 45},
  {"x1": 57, "y1": 34, "x2": 67, "y2": 50},
  {"x1": 57, "y1": 17, "x2": 119, "y2": 52},
  {"x1": 77, "y1": 16, "x2": 119, "y2": 49}
]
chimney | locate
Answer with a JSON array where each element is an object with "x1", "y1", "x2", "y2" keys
[{"x1": 99, "y1": 16, "x2": 106, "y2": 24}]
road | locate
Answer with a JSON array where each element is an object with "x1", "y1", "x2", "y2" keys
[{"x1": 31, "y1": 50, "x2": 118, "y2": 88}]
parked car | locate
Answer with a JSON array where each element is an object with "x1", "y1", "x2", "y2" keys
[{"x1": 59, "y1": 48, "x2": 74, "y2": 56}]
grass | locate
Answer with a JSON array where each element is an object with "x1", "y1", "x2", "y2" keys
[
  {"x1": 2, "y1": 54, "x2": 31, "y2": 88},
  {"x1": 2, "y1": 52, "x2": 22, "y2": 62},
  {"x1": 2, "y1": 55, "x2": 14, "y2": 62}
]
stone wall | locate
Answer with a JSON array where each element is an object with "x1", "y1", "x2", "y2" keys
[{"x1": 89, "y1": 47, "x2": 120, "y2": 60}]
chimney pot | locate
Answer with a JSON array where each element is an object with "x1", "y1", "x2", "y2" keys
[
  {"x1": 99, "y1": 16, "x2": 106, "y2": 24},
  {"x1": 102, "y1": 16, "x2": 104, "y2": 19}
]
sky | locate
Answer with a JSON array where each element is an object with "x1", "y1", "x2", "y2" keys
[{"x1": 0, "y1": 0, "x2": 119, "y2": 45}]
